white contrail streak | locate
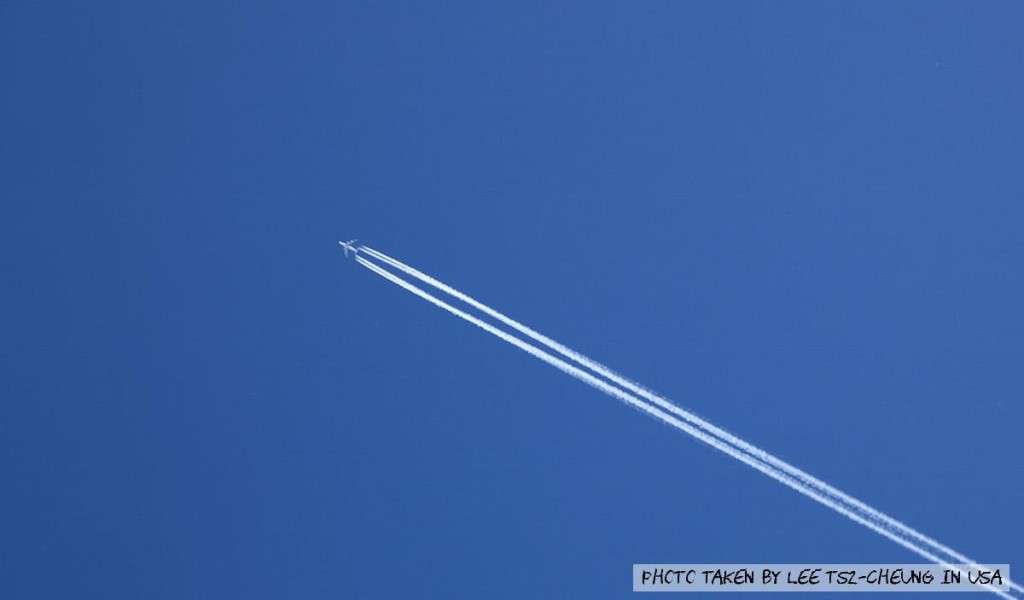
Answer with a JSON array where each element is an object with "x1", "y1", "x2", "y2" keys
[
  {"x1": 356, "y1": 245, "x2": 1019, "y2": 597},
  {"x1": 352, "y1": 251, "x2": 1017, "y2": 599}
]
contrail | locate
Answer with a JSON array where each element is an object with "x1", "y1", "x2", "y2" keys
[
  {"x1": 356, "y1": 245, "x2": 1019, "y2": 596},
  {"x1": 352, "y1": 250, "x2": 1017, "y2": 599}
]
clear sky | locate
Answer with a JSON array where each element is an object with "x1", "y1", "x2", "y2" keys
[{"x1": 2, "y1": 2, "x2": 1022, "y2": 598}]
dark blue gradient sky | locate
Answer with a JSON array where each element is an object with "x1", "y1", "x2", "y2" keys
[{"x1": 2, "y1": 2, "x2": 1022, "y2": 598}]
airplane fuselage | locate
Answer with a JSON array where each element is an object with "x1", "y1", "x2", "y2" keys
[{"x1": 338, "y1": 240, "x2": 358, "y2": 257}]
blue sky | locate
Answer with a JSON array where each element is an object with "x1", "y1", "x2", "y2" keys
[{"x1": 2, "y1": 2, "x2": 1022, "y2": 598}]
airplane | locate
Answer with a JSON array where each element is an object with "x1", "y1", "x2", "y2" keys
[{"x1": 338, "y1": 239, "x2": 359, "y2": 257}]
